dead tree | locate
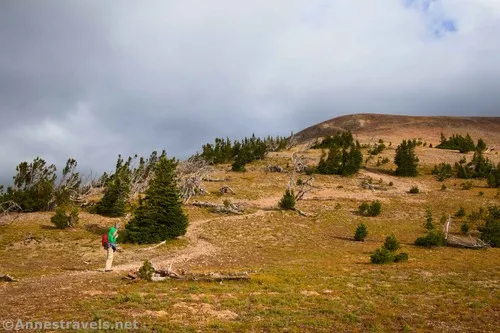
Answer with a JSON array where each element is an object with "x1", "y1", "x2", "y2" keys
[
  {"x1": 287, "y1": 152, "x2": 314, "y2": 201},
  {"x1": 0, "y1": 201, "x2": 22, "y2": 226},
  {"x1": 265, "y1": 164, "x2": 286, "y2": 173},
  {"x1": 443, "y1": 216, "x2": 489, "y2": 249},
  {"x1": 219, "y1": 185, "x2": 235, "y2": 195},
  {"x1": 294, "y1": 177, "x2": 314, "y2": 201},
  {"x1": 291, "y1": 152, "x2": 308, "y2": 173},
  {"x1": 75, "y1": 171, "x2": 109, "y2": 207},
  {"x1": 177, "y1": 157, "x2": 213, "y2": 203}
]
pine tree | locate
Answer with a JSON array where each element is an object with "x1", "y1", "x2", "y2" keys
[
  {"x1": 279, "y1": 189, "x2": 296, "y2": 210},
  {"x1": 425, "y1": 208, "x2": 435, "y2": 230},
  {"x1": 125, "y1": 156, "x2": 188, "y2": 244},
  {"x1": 394, "y1": 140, "x2": 419, "y2": 177},
  {"x1": 96, "y1": 155, "x2": 131, "y2": 217},
  {"x1": 2, "y1": 157, "x2": 57, "y2": 211},
  {"x1": 354, "y1": 222, "x2": 368, "y2": 241}
]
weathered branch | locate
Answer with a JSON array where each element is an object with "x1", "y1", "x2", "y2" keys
[
  {"x1": 143, "y1": 241, "x2": 166, "y2": 251},
  {"x1": 443, "y1": 216, "x2": 489, "y2": 249},
  {"x1": 177, "y1": 157, "x2": 214, "y2": 203},
  {"x1": 219, "y1": 185, "x2": 235, "y2": 195},
  {"x1": 191, "y1": 200, "x2": 244, "y2": 214},
  {"x1": 125, "y1": 264, "x2": 250, "y2": 282},
  {"x1": 0, "y1": 201, "x2": 22, "y2": 226}
]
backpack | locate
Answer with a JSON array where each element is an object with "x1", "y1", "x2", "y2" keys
[{"x1": 101, "y1": 233, "x2": 109, "y2": 249}]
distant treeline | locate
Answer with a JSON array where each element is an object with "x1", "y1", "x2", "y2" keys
[
  {"x1": 436, "y1": 133, "x2": 486, "y2": 153},
  {"x1": 198, "y1": 135, "x2": 288, "y2": 171},
  {"x1": 0, "y1": 151, "x2": 164, "y2": 214}
]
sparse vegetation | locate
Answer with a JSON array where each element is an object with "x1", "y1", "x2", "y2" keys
[
  {"x1": 479, "y1": 205, "x2": 500, "y2": 247},
  {"x1": 432, "y1": 162, "x2": 453, "y2": 181},
  {"x1": 358, "y1": 200, "x2": 382, "y2": 217},
  {"x1": 371, "y1": 234, "x2": 406, "y2": 264},
  {"x1": 137, "y1": 260, "x2": 155, "y2": 281},
  {"x1": 461, "y1": 222, "x2": 470, "y2": 235},
  {"x1": 1, "y1": 115, "x2": 500, "y2": 332},
  {"x1": 415, "y1": 230, "x2": 446, "y2": 247},
  {"x1": 455, "y1": 207, "x2": 466, "y2": 217},
  {"x1": 384, "y1": 234, "x2": 400, "y2": 252},
  {"x1": 370, "y1": 246, "x2": 395, "y2": 264},
  {"x1": 461, "y1": 181, "x2": 473, "y2": 190},
  {"x1": 425, "y1": 208, "x2": 435, "y2": 230},
  {"x1": 436, "y1": 133, "x2": 481, "y2": 153},
  {"x1": 354, "y1": 222, "x2": 368, "y2": 241},
  {"x1": 409, "y1": 186, "x2": 420, "y2": 194}
]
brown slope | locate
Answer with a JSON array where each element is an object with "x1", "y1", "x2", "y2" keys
[{"x1": 294, "y1": 113, "x2": 500, "y2": 145}]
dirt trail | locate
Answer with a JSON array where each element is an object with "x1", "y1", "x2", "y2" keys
[{"x1": 92, "y1": 209, "x2": 269, "y2": 273}]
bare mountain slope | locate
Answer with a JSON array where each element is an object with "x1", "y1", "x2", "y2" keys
[{"x1": 295, "y1": 114, "x2": 500, "y2": 145}]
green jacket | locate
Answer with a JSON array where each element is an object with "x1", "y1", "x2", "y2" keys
[{"x1": 108, "y1": 226, "x2": 118, "y2": 243}]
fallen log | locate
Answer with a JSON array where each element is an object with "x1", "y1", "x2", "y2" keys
[
  {"x1": 143, "y1": 240, "x2": 166, "y2": 251},
  {"x1": 219, "y1": 185, "x2": 235, "y2": 195},
  {"x1": 125, "y1": 262, "x2": 250, "y2": 282},
  {"x1": 446, "y1": 234, "x2": 489, "y2": 249},
  {"x1": 444, "y1": 216, "x2": 489, "y2": 249},
  {"x1": 0, "y1": 274, "x2": 17, "y2": 282},
  {"x1": 191, "y1": 200, "x2": 244, "y2": 214},
  {"x1": 202, "y1": 176, "x2": 230, "y2": 182}
]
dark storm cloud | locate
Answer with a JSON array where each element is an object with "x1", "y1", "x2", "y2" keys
[{"x1": 1, "y1": 0, "x2": 499, "y2": 184}]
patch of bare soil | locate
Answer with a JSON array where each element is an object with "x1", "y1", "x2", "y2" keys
[{"x1": 172, "y1": 302, "x2": 239, "y2": 321}]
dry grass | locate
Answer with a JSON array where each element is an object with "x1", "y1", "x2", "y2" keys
[{"x1": 1, "y1": 138, "x2": 499, "y2": 332}]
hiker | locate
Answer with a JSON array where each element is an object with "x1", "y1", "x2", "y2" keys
[{"x1": 104, "y1": 223, "x2": 120, "y2": 272}]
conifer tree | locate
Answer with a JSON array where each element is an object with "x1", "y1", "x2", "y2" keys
[
  {"x1": 354, "y1": 222, "x2": 368, "y2": 241},
  {"x1": 126, "y1": 155, "x2": 188, "y2": 244},
  {"x1": 96, "y1": 155, "x2": 131, "y2": 217},
  {"x1": 394, "y1": 140, "x2": 419, "y2": 177},
  {"x1": 1, "y1": 157, "x2": 56, "y2": 211}
]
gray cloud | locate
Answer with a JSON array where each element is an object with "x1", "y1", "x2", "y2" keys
[{"x1": 1, "y1": 0, "x2": 499, "y2": 184}]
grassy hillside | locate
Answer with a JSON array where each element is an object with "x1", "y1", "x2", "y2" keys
[
  {"x1": 1, "y1": 131, "x2": 500, "y2": 332},
  {"x1": 294, "y1": 114, "x2": 500, "y2": 146}
]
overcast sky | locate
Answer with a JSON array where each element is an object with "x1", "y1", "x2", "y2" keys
[{"x1": 1, "y1": 0, "x2": 499, "y2": 184}]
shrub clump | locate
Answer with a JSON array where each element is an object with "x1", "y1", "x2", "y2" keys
[
  {"x1": 354, "y1": 222, "x2": 368, "y2": 241},
  {"x1": 414, "y1": 230, "x2": 446, "y2": 247},
  {"x1": 409, "y1": 186, "x2": 420, "y2": 194},
  {"x1": 394, "y1": 252, "x2": 409, "y2": 262},
  {"x1": 137, "y1": 260, "x2": 155, "y2": 281},
  {"x1": 432, "y1": 163, "x2": 453, "y2": 181},
  {"x1": 370, "y1": 234, "x2": 407, "y2": 264},
  {"x1": 51, "y1": 207, "x2": 79, "y2": 229},
  {"x1": 479, "y1": 206, "x2": 500, "y2": 247},
  {"x1": 358, "y1": 200, "x2": 382, "y2": 217},
  {"x1": 455, "y1": 207, "x2": 466, "y2": 217},
  {"x1": 384, "y1": 234, "x2": 401, "y2": 252},
  {"x1": 279, "y1": 189, "x2": 296, "y2": 210},
  {"x1": 370, "y1": 246, "x2": 395, "y2": 264},
  {"x1": 461, "y1": 222, "x2": 470, "y2": 235}
]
